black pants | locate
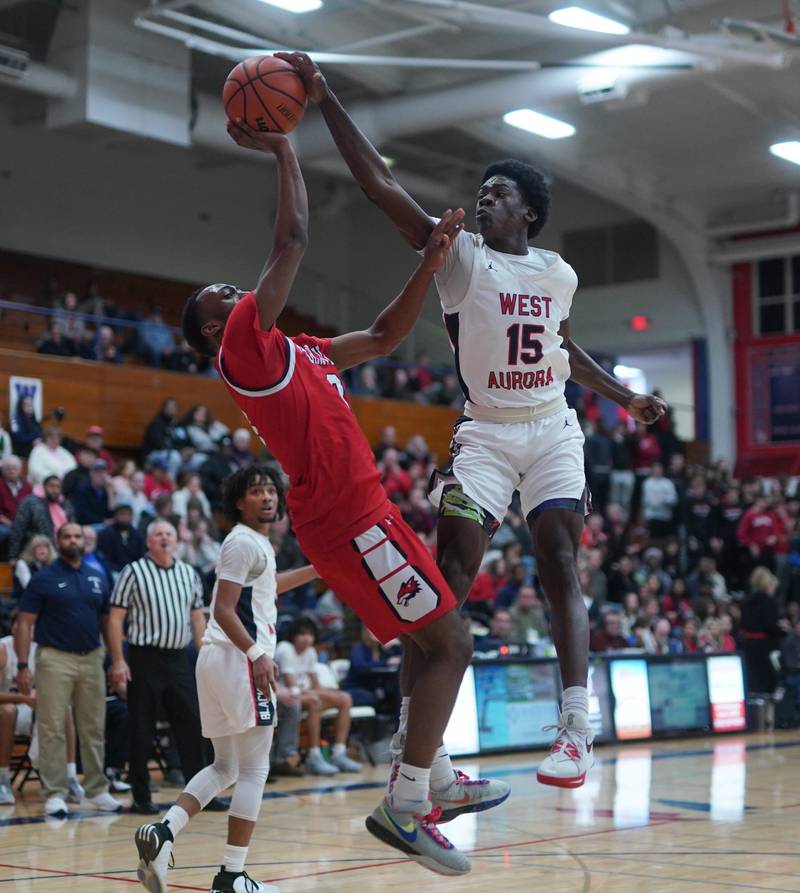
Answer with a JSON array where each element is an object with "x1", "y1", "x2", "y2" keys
[{"x1": 127, "y1": 646, "x2": 206, "y2": 805}]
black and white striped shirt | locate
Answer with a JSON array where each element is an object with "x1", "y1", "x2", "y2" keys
[{"x1": 110, "y1": 556, "x2": 203, "y2": 649}]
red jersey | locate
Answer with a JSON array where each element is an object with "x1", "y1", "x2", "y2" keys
[{"x1": 216, "y1": 293, "x2": 388, "y2": 553}]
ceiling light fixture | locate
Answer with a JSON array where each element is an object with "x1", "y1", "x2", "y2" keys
[
  {"x1": 548, "y1": 6, "x2": 630, "y2": 35},
  {"x1": 770, "y1": 141, "x2": 800, "y2": 166},
  {"x1": 256, "y1": 0, "x2": 323, "y2": 13},
  {"x1": 503, "y1": 109, "x2": 575, "y2": 139}
]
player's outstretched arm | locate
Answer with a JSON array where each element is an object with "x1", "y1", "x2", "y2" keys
[
  {"x1": 559, "y1": 318, "x2": 667, "y2": 424},
  {"x1": 328, "y1": 210, "x2": 464, "y2": 371},
  {"x1": 275, "y1": 51, "x2": 435, "y2": 251},
  {"x1": 227, "y1": 119, "x2": 309, "y2": 331},
  {"x1": 277, "y1": 564, "x2": 318, "y2": 594}
]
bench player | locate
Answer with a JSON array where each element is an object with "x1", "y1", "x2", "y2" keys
[
  {"x1": 134, "y1": 465, "x2": 317, "y2": 893},
  {"x1": 180, "y1": 120, "x2": 508, "y2": 875},
  {"x1": 279, "y1": 51, "x2": 667, "y2": 789}
]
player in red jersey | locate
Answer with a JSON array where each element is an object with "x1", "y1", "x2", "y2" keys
[{"x1": 180, "y1": 119, "x2": 508, "y2": 876}]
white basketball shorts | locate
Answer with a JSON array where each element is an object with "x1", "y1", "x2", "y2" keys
[
  {"x1": 431, "y1": 406, "x2": 588, "y2": 526},
  {"x1": 196, "y1": 643, "x2": 276, "y2": 740}
]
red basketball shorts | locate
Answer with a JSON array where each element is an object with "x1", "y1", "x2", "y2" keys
[{"x1": 307, "y1": 504, "x2": 457, "y2": 644}]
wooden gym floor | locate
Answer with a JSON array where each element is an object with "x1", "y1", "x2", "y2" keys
[{"x1": 1, "y1": 731, "x2": 799, "y2": 892}]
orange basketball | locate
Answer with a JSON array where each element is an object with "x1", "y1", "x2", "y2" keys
[{"x1": 223, "y1": 55, "x2": 307, "y2": 135}]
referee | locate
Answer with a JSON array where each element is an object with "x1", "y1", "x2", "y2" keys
[{"x1": 107, "y1": 519, "x2": 222, "y2": 814}]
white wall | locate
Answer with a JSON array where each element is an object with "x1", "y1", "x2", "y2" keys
[{"x1": 0, "y1": 106, "x2": 703, "y2": 366}]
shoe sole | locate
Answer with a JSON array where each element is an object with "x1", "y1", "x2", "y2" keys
[
  {"x1": 536, "y1": 769, "x2": 587, "y2": 789},
  {"x1": 436, "y1": 789, "x2": 511, "y2": 823},
  {"x1": 134, "y1": 826, "x2": 167, "y2": 893},
  {"x1": 364, "y1": 816, "x2": 470, "y2": 876}
]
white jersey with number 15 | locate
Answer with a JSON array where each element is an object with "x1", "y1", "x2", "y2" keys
[{"x1": 433, "y1": 229, "x2": 578, "y2": 410}]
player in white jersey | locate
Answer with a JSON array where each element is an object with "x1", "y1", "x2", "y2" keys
[
  {"x1": 134, "y1": 465, "x2": 317, "y2": 893},
  {"x1": 280, "y1": 53, "x2": 667, "y2": 790}
]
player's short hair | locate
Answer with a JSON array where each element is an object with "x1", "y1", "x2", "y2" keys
[
  {"x1": 287, "y1": 616, "x2": 318, "y2": 643},
  {"x1": 181, "y1": 287, "x2": 215, "y2": 357},
  {"x1": 481, "y1": 159, "x2": 550, "y2": 239},
  {"x1": 222, "y1": 465, "x2": 286, "y2": 524}
]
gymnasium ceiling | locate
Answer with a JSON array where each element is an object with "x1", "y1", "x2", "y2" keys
[{"x1": 1, "y1": 0, "x2": 799, "y2": 229}]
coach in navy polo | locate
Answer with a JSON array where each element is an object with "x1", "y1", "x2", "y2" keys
[{"x1": 14, "y1": 523, "x2": 123, "y2": 816}]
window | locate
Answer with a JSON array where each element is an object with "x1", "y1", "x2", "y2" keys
[{"x1": 754, "y1": 255, "x2": 800, "y2": 335}]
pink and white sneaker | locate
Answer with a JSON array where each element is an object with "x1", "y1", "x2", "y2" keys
[
  {"x1": 430, "y1": 770, "x2": 510, "y2": 823},
  {"x1": 536, "y1": 715, "x2": 594, "y2": 789}
]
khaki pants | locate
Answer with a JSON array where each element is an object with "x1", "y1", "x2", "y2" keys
[{"x1": 35, "y1": 646, "x2": 106, "y2": 799}]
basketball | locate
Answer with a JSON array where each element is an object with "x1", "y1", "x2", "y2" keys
[{"x1": 223, "y1": 55, "x2": 307, "y2": 134}]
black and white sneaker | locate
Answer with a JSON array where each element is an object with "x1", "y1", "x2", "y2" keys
[
  {"x1": 209, "y1": 867, "x2": 279, "y2": 892},
  {"x1": 134, "y1": 821, "x2": 173, "y2": 893}
]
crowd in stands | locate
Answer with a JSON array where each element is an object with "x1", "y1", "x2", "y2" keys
[{"x1": 1, "y1": 376, "x2": 800, "y2": 808}]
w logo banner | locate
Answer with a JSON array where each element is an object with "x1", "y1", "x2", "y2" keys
[{"x1": 354, "y1": 524, "x2": 441, "y2": 623}]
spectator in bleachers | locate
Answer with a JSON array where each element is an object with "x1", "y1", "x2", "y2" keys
[
  {"x1": 509, "y1": 585, "x2": 548, "y2": 643},
  {"x1": 111, "y1": 458, "x2": 137, "y2": 495},
  {"x1": 652, "y1": 617, "x2": 681, "y2": 654},
  {"x1": 269, "y1": 682, "x2": 305, "y2": 778},
  {"x1": 36, "y1": 321, "x2": 75, "y2": 357},
  {"x1": 14, "y1": 523, "x2": 120, "y2": 816},
  {"x1": 230, "y1": 428, "x2": 254, "y2": 469},
  {"x1": 584, "y1": 422, "x2": 612, "y2": 515},
  {"x1": 176, "y1": 517, "x2": 220, "y2": 595},
  {"x1": 385, "y1": 367, "x2": 416, "y2": 402},
  {"x1": 72, "y1": 459, "x2": 116, "y2": 526},
  {"x1": 142, "y1": 398, "x2": 180, "y2": 458},
  {"x1": 139, "y1": 492, "x2": 173, "y2": 537},
  {"x1": 81, "y1": 525, "x2": 112, "y2": 588},
  {"x1": 83, "y1": 426, "x2": 115, "y2": 469},
  {"x1": 274, "y1": 618, "x2": 361, "y2": 776},
  {"x1": 0, "y1": 611, "x2": 38, "y2": 804},
  {"x1": 737, "y1": 497, "x2": 787, "y2": 575},
  {"x1": 350, "y1": 364, "x2": 381, "y2": 397},
  {"x1": 13, "y1": 534, "x2": 56, "y2": 600},
  {"x1": 607, "y1": 555, "x2": 636, "y2": 604},
  {"x1": 95, "y1": 324, "x2": 123, "y2": 364},
  {"x1": 126, "y1": 470, "x2": 153, "y2": 529},
  {"x1": 590, "y1": 610, "x2": 629, "y2": 652},
  {"x1": 0, "y1": 456, "x2": 31, "y2": 556},
  {"x1": 687, "y1": 555, "x2": 727, "y2": 603},
  {"x1": 97, "y1": 502, "x2": 146, "y2": 576},
  {"x1": 641, "y1": 461, "x2": 678, "y2": 541},
  {"x1": 9, "y1": 395, "x2": 42, "y2": 460},
  {"x1": 494, "y1": 562, "x2": 527, "y2": 609},
  {"x1": 78, "y1": 279, "x2": 114, "y2": 320},
  {"x1": 620, "y1": 592, "x2": 640, "y2": 638},
  {"x1": 432, "y1": 371, "x2": 463, "y2": 408},
  {"x1": 182, "y1": 404, "x2": 229, "y2": 455},
  {"x1": 341, "y1": 625, "x2": 402, "y2": 709},
  {"x1": 164, "y1": 337, "x2": 203, "y2": 374},
  {"x1": 27, "y1": 427, "x2": 77, "y2": 486},
  {"x1": 138, "y1": 307, "x2": 174, "y2": 367},
  {"x1": 609, "y1": 423, "x2": 635, "y2": 512},
  {"x1": 379, "y1": 448, "x2": 413, "y2": 501},
  {"x1": 172, "y1": 471, "x2": 212, "y2": 520},
  {"x1": 475, "y1": 609, "x2": 514, "y2": 649},
  {"x1": 9, "y1": 476, "x2": 75, "y2": 560},
  {"x1": 62, "y1": 445, "x2": 96, "y2": 498},
  {"x1": 198, "y1": 437, "x2": 238, "y2": 510},
  {"x1": 53, "y1": 291, "x2": 85, "y2": 344},
  {"x1": 143, "y1": 458, "x2": 175, "y2": 501},
  {"x1": 372, "y1": 425, "x2": 398, "y2": 463},
  {"x1": 683, "y1": 474, "x2": 716, "y2": 560},
  {"x1": 681, "y1": 617, "x2": 700, "y2": 653}
]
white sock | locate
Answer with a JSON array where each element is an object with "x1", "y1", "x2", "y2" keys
[
  {"x1": 561, "y1": 686, "x2": 590, "y2": 729},
  {"x1": 308, "y1": 746, "x2": 321, "y2": 758},
  {"x1": 66, "y1": 763, "x2": 77, "y2": 780},
  {"x1": 223, "y1": 843, "x2": 248, "y2": 874},
  {"x1": 162, "y1": 804, "x2": 189, "y2": 839},
  {"x1": 429, "y1": 745, "x2": 455, "y2": 792},
  {"x1": 332, "y1": 743, "x2": 346, "y2": 756},
  {"x1": 389, "y1": 762, "x2": 430, "y2": 814}
]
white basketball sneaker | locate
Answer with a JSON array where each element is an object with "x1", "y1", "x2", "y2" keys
[{"x1": 536, "y1": 713, "x2": 594, "y2": 789}]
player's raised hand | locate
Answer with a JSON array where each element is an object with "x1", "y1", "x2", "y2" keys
[
  {"x1": 226, "y1": 118, "x2": 290, "y2": 153},
  {"x1": 628, "y1": 393, "x2": 668, "y2": 424},
  {"x1": 274, "y1": 51, "x2": 329, "y2": 104},
  {"x1": 422, "y1": 209, "x2": 465, "y2": 273}
]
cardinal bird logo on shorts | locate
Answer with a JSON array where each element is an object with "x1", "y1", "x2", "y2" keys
[{"x1": 396, "y1": 575, "x2": 422, "y2": 607}]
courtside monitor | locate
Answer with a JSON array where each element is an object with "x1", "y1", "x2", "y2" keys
[
  {"x1": 474, "y1": 661, "x2": 560, "y2": 751},
  {"x1": 707, "y1": 654, "x2": 748, "y2": 732},
  {"x1": 648, "y1": 657, "x2": 711, "y2": 734},
  {"x1": 609, "y1": 658, "x2": 653, "y2": 740}
]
